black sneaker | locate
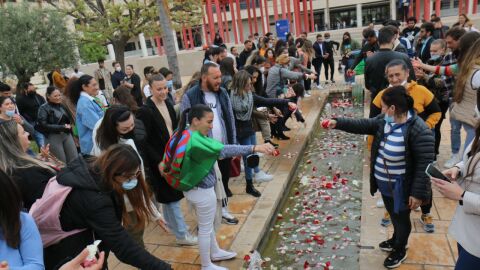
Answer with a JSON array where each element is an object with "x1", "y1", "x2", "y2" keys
[
  {"x1": 379, "y1": 238, "x2": 395, "y2": 252},
  {"x1": 225, "y1": 188, "x2": 233, "y2": 197},
  {"x1": 222, "y1": 214, "x2": 239, "y2": 225},
  {"x1": 265, "y1": 140, "x2": 279, "y2": 148},
  {"x1": 384, "y1": 249, "x2": 407, "y2": 269},
  {"x1": 246, "y1": 185, "x2": 261, "y2": 197}
]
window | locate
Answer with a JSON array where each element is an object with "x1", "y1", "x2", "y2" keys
[
  {"x1": 124, "y1": 42, "x2": 136, "y2": 52},
  {"x1": 362, "y1": 3, "x2": 390, "y2": 26}
]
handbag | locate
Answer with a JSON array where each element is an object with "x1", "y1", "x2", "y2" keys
[{"x1": 229, "y1": 156, "x2": 241, "y2": 177}]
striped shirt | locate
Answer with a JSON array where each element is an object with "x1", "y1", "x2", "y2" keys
[{"x1": 374, "y1": 114, "x2": 411, "y2": 196}]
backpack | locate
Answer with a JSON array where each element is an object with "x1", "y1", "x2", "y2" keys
[{"x1": 29, "y1": 177, "x2": 86, "y2": 247}]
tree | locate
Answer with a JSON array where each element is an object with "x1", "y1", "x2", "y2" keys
[
  {"x1": 79, "y1": 42, "x2": 108, "y2": 64},
  {"x1": 47, "y1": 0, "x2": 161, "y2": 69},
  {"x1": 0, "y1": 4, "x2": 77, "y2": 86}
]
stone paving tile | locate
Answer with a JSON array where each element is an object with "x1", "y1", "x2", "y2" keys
[{"x1": 405, "y1": 234, "x2": 455, "y2": 266}]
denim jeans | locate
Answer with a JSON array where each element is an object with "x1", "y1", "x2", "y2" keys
[
  {"x1": 28, "y1": 120, "x2": 45, "y2": 148},
  {"x1": 161, "y1": 200, "x2": 188, "y2": 239},
  {"x1": 450, "y1": 117, "x2": 476, "y2": 155},
  {"x1": 344, "y1": 58, "x2": 356, "y2": 83},
  {"x1": 456, "y1": 243, "x2": 480, "y2": 269},
  {"x1": 237, "y1": 134, "x2": 260, "y2": 180}
]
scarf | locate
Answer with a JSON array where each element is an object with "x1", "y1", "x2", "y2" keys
[{"x1": 230, "y1": 90, "x2": 253, "y2": 121}]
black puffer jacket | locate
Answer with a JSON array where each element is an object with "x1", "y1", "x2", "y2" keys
[
  {"x1": 44, "y1": 156, "x2": 172, "y2": 270},
  {"x1": 335, "y1": 113, "x2": 434, "y2": 201}
]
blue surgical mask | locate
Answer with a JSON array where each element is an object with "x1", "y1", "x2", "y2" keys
[
  {"x1": 122, "y1": 178, "x2": 138, "y2": 190},
  {"x1": 167, "y1": 80, "x2": 173, "y2": 89},
  {"x1": 384, "y1": 114, "x2": 395, "y2": 124},
  {"x1": 5, "y1": 110, "x2": 15, "y2": 117},
  {"x1": 430, "y1": 54, "x2": 441, "y2": 61}
]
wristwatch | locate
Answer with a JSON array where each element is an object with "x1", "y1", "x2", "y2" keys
[{"x1": 459, "y1": 191, "x2": 466, "y2": 206}]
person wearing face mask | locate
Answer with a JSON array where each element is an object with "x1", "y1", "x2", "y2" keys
[
  {"x1": 322, "y1": 33, "x2": 340, "y2": 83},
  {"x1": 159, "y1": 67, "x2": 176, "y2": 104},
  {"x1": 111, "y1": 61, "x2": 126, "y2": 89},
  {"x1": 37, "y1": 86, "x2": 77, "y2": 163},
  {"x1": 123, "y1": 64, "x2": 143, "y2": 107},
  {"x1": 43, "y1": 144, "x2": 172, "y2": 270},
  {"x1": 94, "y1": 59, "x2": 114, "y2": 102},
  {"x1": 0, "y1": 96, "x2": 35, "y2": 135},
  {"x1": 323, "y1": 86, "x2": 434, "y2": 269},
  {"x1": 365, "y1": 27, "x2": 416, "y2": 117},
  {"x1": 415, "y1": 39, "x2": 449, "y2": 161},
  {"x1": 137, "y1": 74, "x2": 197, "y2": 245},
  {"x1": 371, "y1": 60, "x2": 440, "y2": 232},
  {"x1": 16, "y1": 82, "x2": 46, "y2": 148}
]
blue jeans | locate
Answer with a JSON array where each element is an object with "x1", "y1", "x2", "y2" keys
[
  {"x1": 28, "y1": 120, "x2": 45, "y2": 148},
  {"x1": 238, "y1": 134, "x2": 260, "y2": 180},
  {"x1": 450, "y1": 117, "x2": 476, "y2": 155},
  {"x1": 344, "y1": 58, "x2": 356, "y2": 83},
  {"x1": 456, "y1": 243, "x2": 480, "y2": 269},
  {"x1": 162, "y1": 200, "x2": 188, "y2": 239}
]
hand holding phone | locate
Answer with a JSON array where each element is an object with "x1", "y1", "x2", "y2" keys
[{"x1": 425, "y1": 163, "x2": 451, "y2": 182}]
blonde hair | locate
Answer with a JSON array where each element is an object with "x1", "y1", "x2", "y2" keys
[
  {"x1": 301, "y1": 39, "x2": 315, "y2": 61},
  {"x1": 454, "y1": 38, "x2": 480, "y2": 103},
  {"x1": 276, "y1": 54, "x2": 290, "y2": 65}
]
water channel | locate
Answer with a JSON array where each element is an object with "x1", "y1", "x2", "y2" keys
[{"x1": 259, "y1": 92, "x2": 365, "y2": 270}]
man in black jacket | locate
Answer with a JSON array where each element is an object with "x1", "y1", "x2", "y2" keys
[
  {"x1": 349, "y1": 28, "x2": 379, "y2": 73},
  {"x1": 402, "y1": 16, "x2": 420, "y2": 44},
  {"x1": 323, "y1": 32, "x2": 340, "y2": 83},
  {"x1": 16, "y1": 82, "x2": 46, "y2": 147},
  {"x1": 238, "y1": 40, "x2": 254, "y2": 69},
  {"x1": 312, "y1": 34, "x2": 325, "y2": 87},
  {"x1": 416, "y1": 22, "x2": 435, "y2": 63},
  {"x1": 365, "y1": 27, "x2": 416, "y2": 117}
]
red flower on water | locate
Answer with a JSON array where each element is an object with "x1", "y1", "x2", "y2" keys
[
  {"x1": 326, "y1": 215, "x2": 333, "y2": 221},
  {"x1": 313, "y1": 166, "x2": 318, "y2": 172},
  {"x1": 324, "y1": 261, "x2": 331, "y2": 270},
  {"x1": 325, "y1": 182, "x2": 333, "y2": 189},
  {"x1": 304, "y1": 260, "x2": 310, "y2": 269},
  {"x1": 343, "y1": 226, "x2": 350, "y2": 232},
  {"x1": 243, "y1": 254, "x2": 250, "y2": 262},
  {"x1": 341, "y1": 178, "x2": 348, "y2": 185}
]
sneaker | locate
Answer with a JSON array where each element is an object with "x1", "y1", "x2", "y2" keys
[
  {"x1": 376, "y1": 198, "x2": 385, "y2": 208},
  {"x1": 317, "y1": 84, "x2": 324, "y2": 89},
  {"x1": 254, "y1": 170, "x2": 273, "y2": 182},
  {"x1": 420, "y1": 214, "x2": 435, "y2": 233},
  {"x1": 211, "y1": 249, "x2": 237, "y2": 261},
  {"x1": 176, "y1": 233, "x2": 198, "y2": 246},
  {"x1": 304, "y1": 92, "x2": 311, "y2": 97},
  {"x1": 379, "y1": 238, "x2": 395, "y2": 252},
  {"x1": 381, "y1": 211, "x2": 392, "y2": 227},
  {"x1": 222, "y1": 212, "x2": 239, "y2": 225},
  {"x1": 383, "y1": 249, "x2": 407, "y2": 269},
  {"x1": 444, "y1": 153, "x2": 460, "y2": 168},
  {"x1": 246, "y1": 184, "x2": 261, "y2": 197}
]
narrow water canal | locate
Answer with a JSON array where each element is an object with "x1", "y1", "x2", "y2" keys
[{"x1": 260, "y1": 94, "x2": 365, "y2": 269}]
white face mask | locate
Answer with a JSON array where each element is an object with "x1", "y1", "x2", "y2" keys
[
  {"x1": 259, "y1": 67, "x2": 265, "y2": 74},
  {"x1": 325, "y1": 38, "x2": 331, "y2": 42},
  {"x1": 115, "y1": 67, "x2": 122, "y2": 72}
]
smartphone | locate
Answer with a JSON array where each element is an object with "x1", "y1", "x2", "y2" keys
[{"x1": 425, "y1": 163, "x2": 451, "y2": 182}]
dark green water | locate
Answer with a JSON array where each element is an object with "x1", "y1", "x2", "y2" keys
[{"x1": 260, "y1": 98, "x2": 364, "y2": 270}]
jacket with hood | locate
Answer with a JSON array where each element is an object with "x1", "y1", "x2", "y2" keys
[{"x1": 43, "y1": 156, "x2": 172, "y2": 270}]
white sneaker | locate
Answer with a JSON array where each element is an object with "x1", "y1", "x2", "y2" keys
[
  {"x1": 202, "y1": 264, "x2": 228, "y2": 270},
  {"x1": 211, "y1": 249, "x2": 237, "y2": 261},
  {"x1": 444, "y1": 153, "x2": 460, "y2": 168},
  {"x1": 376, "y1": 198, "x2": 384, "y2": 208},
  {"x1": 255, "y1": 170, "x2": 273, "y2": 182},
  {"x1": 317, "y1": 84, "x2": 324, "y2": 89},
  {"x1": 304, "y1": 92, "x2": 311, "y2": 97},
  {"x1": 176, "y1": 233, "x2": 198, "y2": 246}
]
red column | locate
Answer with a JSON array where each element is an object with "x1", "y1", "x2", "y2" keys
[
  {"x1": 222, "y1": 4, "x2": 230, "y2": 43},
  {"x1": 309, "y1": 0, "x2": 314, "y2": 32},
  {"x1": 465, "y1": 0, "x2": 470, "y2": 14},
  {"x1": 459, "y1": 0, "x2": 463, "y2": 14},
  {"x1": 155, "y1": 36, "x2": 163, "y2": 55},
  {"x1": 235, "y1": 0, "x2": 244, "y2": 42},
  {"x1": 415, "y1": 0, "x2": 421, "y2": 21},
  {"x1": 252, "y1": 0, "x2": 259, "y2": 34},
  {"x1": 188, "y1": 27, "x2": 194, "y2": 49},
  {"x1": 181, "y1": 26, "x2": 187, "y2": 50},
  {"x1": 264, "y1": 0, "x2": 270, "y2": 32},
  {"x1": 202, "y1": 14, "x2": 210, "y2": 45},
  {"x1": 229, "y1": 0, "x2": 239, "y2": 44},
  {"x1": 302, "y1": 0, "x2": 308, "y2": 32},
  {"x1": 293, "y1": 0, "x2": 301, "y2": 35},
  {"x1": 246, "y1": 0, "x2": 253, "y2": 36},
  {"x1": 409, "y1": 0, "x2": 414, "y2": 17},
  {"x1": 286, "y1": 0, "x2": 292, "y2": 28},
  {"x1": 206, "y1": 0, "x2": 215, "y2": 43},
  {"x1": 214, "y1": 0, "x2": 224, "y2": 40},
  {"x1": 474, "y1": 0, "x2": 478, "y2": 14},
  {"x1": 280, "y1": 0, "x2": 286, "y2": 19},
  {"x1": 424, "y1": 0, "x2": 430, "y2": 21},
  {"x1": 259, "y1": 0, "x2": 267, "y2": 35},
  {"x1": 273, "y1": 0, "x2": 279, "y2": 22},
  {"x1": 435, "y1": 0, "x2": 441, "y2": 16}
]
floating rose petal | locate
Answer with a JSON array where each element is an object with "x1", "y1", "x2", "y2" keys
[{"x1": 303, "y1": 260, "x2": 310, "y2": 269}]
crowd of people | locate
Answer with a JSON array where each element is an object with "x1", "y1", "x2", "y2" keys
[{"x1": 1, "y1": 12, "x2": 480, "y2": 270}]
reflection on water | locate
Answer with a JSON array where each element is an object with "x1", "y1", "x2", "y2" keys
[{"x1": 260, "y1": 97, "x2": 364, "y2": 269}]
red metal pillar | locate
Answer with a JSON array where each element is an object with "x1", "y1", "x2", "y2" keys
[
  {"x1": 222, "y1": 4, "x2": 230, "y2": 43},
  {"x1": 155, "y1": 36, "x2": 163, "y2": 55},
  {"x1": 302, "y1": 0, "x2": 308, "y2": 32},
  {"x1": 474, "y1": 0, "x2": 478, "y2": 14},
  {"x1": 264, "y1": 0, "x2": 270, "y2": 32},
  {"x1": 435, "y1": 0, "x2": 441, "y2": 16},
  {"x1": 235, "y1": 0, "x2": 244, "y2": 42},
  {"x1": 188, "y1": 28, "x2": 194, "y2": 49},
  {"x1": 465, "y1": 0, "x2": 470, "y2": 14},
  {"x1": 252, "y1": 0, "x2": 259, "y2": 34},
  {"x1": 415, "y1": 0, "x2": 421, "y2": 21},
  {"x1": 286, "y1": 0, "x2": 292, "y2": 27},
  {"x1": 259, "y1": 0, "x2": 267, "y2": 35},
  {"x1": 293, "y1": 0, "x2": 301, "y2": 35},
  {"x1": 459, "y1": 0, "x2": 463, "y2": 14},
  {"x1": 206, "y1": 0, "x2": 215, "y2": 43},
  {"x1": 273, "y1": 0, "x2": 279, "y2": 22},
  {"x1": 280, "y1": 0, "x2": 286, "y2": 19},
  {"x1": 214, "y1": 0, "x2": 224, "y2": 40},
  {"x1": 309, "y1": 0, "x2": 314, "y2": 32},
  {"x1": 229, "y1": 0, "x2": 239, "y2": 44},
  {"x1": 181, "y1": 26, "x2": 187, "y2": 50},
  {"x1": 409, "y1": 0, "x2": 414, "y2": 17},
  {"x1": 424, "y1": 0, "x2": 430, "y2": 21},
  {"x1": 246, "y1": 0, "x2": 253, "y2": 36},
  {"x1": 202, "y1": 14, "x2": 210, "y2": 45}
]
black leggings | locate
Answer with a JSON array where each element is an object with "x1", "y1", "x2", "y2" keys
[
  {"x1": 434, "y1": 100, "x2": 450, "y2": 157},
  {"x1": 323, "y1": 57, "x2": 335, "y2": 81},
  {"x1": 218, "y1": 158, "x2": 231, "y2": 207},
  {"x1": 383, "y1": 195, "x2": 412, "y2": 251}
]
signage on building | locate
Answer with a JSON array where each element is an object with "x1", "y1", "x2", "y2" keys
[{"x1": 276, "y1": 19, "x2": 290, "y2": 41}]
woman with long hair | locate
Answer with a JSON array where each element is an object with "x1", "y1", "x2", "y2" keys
[
  {"x1": 113, "y1": 85, "x2": 140, "y2": 112},
  {"x1": 160, "y1": 104, "x2": 275, "y2": 270},
  {"x1": 37, "y1": 86, "x2": 78, "y2": 163},
  {"x1": 340, "y1": 32, "x2": 361, "y2": 84},
  {"x1": 0, "y1": 169, "x2": 43, "y2": 269},
  {"x1": 0, "y1": 96, "x2": 34, "y2": 135},
  {"x1": 220, "y1": 57, "x2": 236, "y2": 94},
  {"x1": 258, "y1": 37, "x2": 270, "y2": 57},
  {"x1": 299, "y1": 39, "x2": 315, "y2": 94},
  {"x1": 44, "y1": 144, "x2": 172, "y2": 270},
  {"x1": 433, "y1": 119, "x2": 480, "y2": 268},
  {"x1": 67, "y1": 75, "x2": 105, "y2": 154},
  {"x1": 324, "y1": 86, "x2": 434, "y2": 268},
  {"x1": 452, "y1": 13, "x2": 478, "y2": 32},
  {"x1": 0, "y1": 120, "x2": 57, "y2": 211},
  {"x1": 265, "y1": 48, "x2": 276, "y2": 66}
]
